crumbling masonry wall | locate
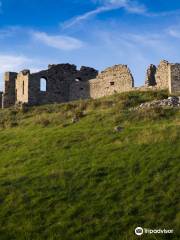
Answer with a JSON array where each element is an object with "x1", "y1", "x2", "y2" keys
[
  {"x1": 2, "y1": 72, "x2": 17, "y2": 108},
  {"x1": 16, "y1": 70, "x2": 29, "y2": 104},
  {"x1": 155, "y1": 60, "x2": 170, "y2": 89},
  {"x1": 145, "y1": 60, "x2": 180, "y2": 94},
  {"x1": 89, "y1": 65, "x2": 134, "y2": 99},
  {"x1": 145, "y1": 64, "x2": 157, "y2": 87},
  {"x1": 1, "y1": 60, "x2": 180, "y2": 108},
  {"x1": 0, "y1": 92, "x2": 2, "y2": 108},
  {"x1": 169, "y1": 64, "x2": 180, "y2": 94},
  {"x1": 69, "y1": 66, "x2": 98, "y2": 101},
  {"x1": 145, "y1": 60, "x2": 170, "y2": 89},
  {"x1": 16, "y1": 64, "x2": 98, "y2": 106}
]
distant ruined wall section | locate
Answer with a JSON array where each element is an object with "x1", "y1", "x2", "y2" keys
[
  {"x1": 2, "y1": 72, "x2": 17, "y2": 108},
  {"x1": 145, "y1": 60, "x2": 180, "y2": 94},
  {"x1": 169, "y1": 64, "x2": 180, "y2": 94},
  {"x1": 69, "y1": 66, "x2": 97, "y2": 101},
  {"x1": 16, "y1": 64, "x2": 98, "y2": 106},
  {"x1": 1, "y1": 60, "x2": 180, "y2": 108},
  {"x1": 16, "y1": 70, "x2": 30, "y2": 104},
  {"x1": 145, "y1": 60, "x2": 170, "y2": 89},
  {"x1": 155, "y1": 60, "x2": 170, "y2": 89},
  {"x1": 89, "y1": 65, "x2": 134, "y2": 99},
  {"x1": 0, "y1": 92, "x2": 2, "y2": 108},
  {"x1": 145, "y1": 64, "x2": 157, "y2": 87}
]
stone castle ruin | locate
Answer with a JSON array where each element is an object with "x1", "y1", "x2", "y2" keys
[{"x1": 0, "y1": 60, "x2": 180, "y2": 108}]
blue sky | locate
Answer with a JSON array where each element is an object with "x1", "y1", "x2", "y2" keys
[{"x1": 1, "y1": 0, "x2": 180, "y2": 89}]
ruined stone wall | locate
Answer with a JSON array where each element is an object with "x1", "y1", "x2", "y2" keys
[
  {"x1": 68, "y1": 66, "x2": 97, "y2": 101},
  {"x1": 69, "y1": 82, "x2": 90, "y2": 101},
  {"x1": 0, "y1": 92, "x2": 3, "y2": 108},
  {"x1": 155, "y1": 60, "x2": 170, "y2": 89},
  {"x1": 2, "y1": 72, "x2": 17, "y2": 108},
  {"x1": 16, "y1": 70, "x2": 30, "y2": 104},
  {"x1": 145, "y1": 64, "x2": 157, "y2": 86},
  {"x1": 16, "y1": 64, "x2": 98, "y2": 106},
  {"x1": 169, "y1": 64, "x2": 180, "y2": 94},
  {"x1": 28, "y1": 64, "x2": 76, "y2": 105},
  {"x1": 89, "y1": 65, "x2": 134, "y2": 99},
  {"x1": 3, "y1": 60, "x2": 180, "y2": 109}
]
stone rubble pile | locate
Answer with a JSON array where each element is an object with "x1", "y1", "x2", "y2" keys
[{"x1": 136, "y1": 96, "x2": 180, "y2": 109}]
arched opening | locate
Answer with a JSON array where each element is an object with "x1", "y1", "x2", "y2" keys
[{"x1": 40, "y1": 77, "x2": 47, "y2": 92}]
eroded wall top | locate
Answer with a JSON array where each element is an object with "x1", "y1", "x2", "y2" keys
[
  {"x1": 155, "y1": 60, "x2": 170, "y2": 89},
  {"x1": 89, "y1": 64, "x2": 134, "y2": 99},
  {"x1": 169, "y1": 64, "x2": 180, "y2": 94}
]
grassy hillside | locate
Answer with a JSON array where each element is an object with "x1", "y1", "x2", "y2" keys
[{"x1": 0, "y1": 90, "x2": 179, "y2": 240}]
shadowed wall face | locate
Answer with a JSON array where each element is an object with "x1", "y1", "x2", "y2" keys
[
  {"x1": 145, "y1": 64, "x2": 157, "y2": 87},
  {"x1": 2, "y1": 72, "x2": 17, "y2": 108},
  {"x1": 0, "y1": 92, "x2": 2, "y2": 108},
  {"x1": 145, "y1": 60, "x2": 180, "y2": 94},
  {"x1": 16, "y1": 64, "x2": 98, "y2": 106},
  {"x1": 169, "y1": 64, "x2": 180, "y2": 94}
]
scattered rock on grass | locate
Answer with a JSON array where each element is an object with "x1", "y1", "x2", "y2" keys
[
  {"x1": 114, "y1": 126, "x2": 124, "y2": 133},
  {"x1": 72, "y1": 117, "x2": 79, "y2": 123},
  {"x1": 135, "y1": 96, "x2": 180, "y2": 110}
]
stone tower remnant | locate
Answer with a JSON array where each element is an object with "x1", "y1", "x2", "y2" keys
[{"x1": 145, "y1": 64, "x2": 157, "y2": 86}]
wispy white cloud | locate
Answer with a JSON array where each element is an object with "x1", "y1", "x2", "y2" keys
[
  {"x1": 0, "y1": 54, "x2": 31, "y2": 73},
  {"x1": 62, "y1": 0, "x2": 146, "y2": 29},
  {"x1": 0, "y1": 54, "x2": 32, "y2": 90},
  {"x1": 167, "y1": 26, "x2": 180, "y2": 38},
  {"x1": 62, "y1": 1, "x2": 180, "y2": 29},
  {"x1": 144, "y1": 9, "x2": 180, "y2": 17},
  {"x1": 32, "y1": 31, "x2": 84, "y2": 50},
  {"x1": 89, "y1": 26, "x2": 180, "y2": 86},
  {"x1": 0, "y1": 54, "x2": 49, "y2": 89}
]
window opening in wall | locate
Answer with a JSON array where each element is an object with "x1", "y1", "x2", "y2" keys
[
  {"x1": 22, "y1": 81, "x2": 24, "y2": 95},
  {"x1": 80, "y1": 87, "x2": 84, "y2": 90},
  {"x1": 40, "y1": 78, "x2": 47, "y2": 92},
  {"x1": 110, "y1": 82, "x2": 115, "y2": 86}
]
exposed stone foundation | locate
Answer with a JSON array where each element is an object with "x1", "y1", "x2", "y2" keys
[{"x1": 1, "y1": 60, "x2": 180, "y2": 108}]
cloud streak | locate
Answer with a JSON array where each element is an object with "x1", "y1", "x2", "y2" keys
[
  {"x1": 167, "y1": 26, "x2": 180, "y2": 38},
  {"x1": 62, "y1": 0, "x2": 146, "y2": 29},
  {"x1": 0, "y1": 54, "x2": 31, "y2": 73},
  {"x1": 32, "y1": 31, "x2": 84, "y2": 50},
  {"x1": 0, "y1": 54, "x2": 32, "y2": 90}
]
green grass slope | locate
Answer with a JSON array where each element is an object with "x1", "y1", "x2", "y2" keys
[{"x1": 0, "y1": 90, "x2": 179, "y2": 240}]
